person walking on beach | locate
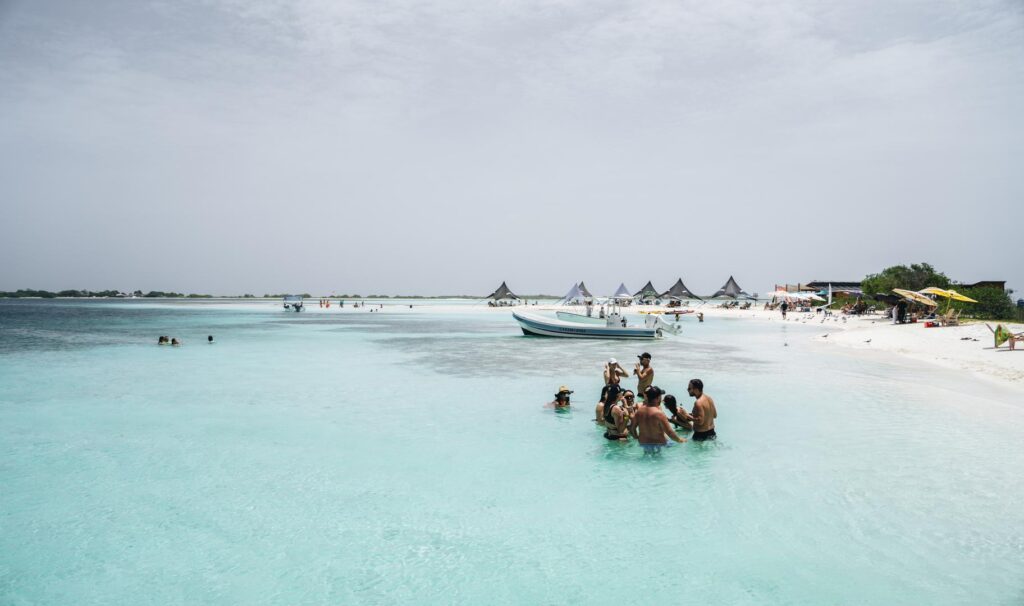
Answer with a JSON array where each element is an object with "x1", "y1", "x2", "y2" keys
[
  {"x1": 633, "y1": 352, "x2": 654, "y2": 401},
  {"x1": 780, "y1": 300, "x2": 789, "y2": 320},
  {"x1": 630, "y1": 386, "x2": 685, "y2": 452},
  {"x1": 688, "y1": 379, "x2": 717, "y2": 441}
]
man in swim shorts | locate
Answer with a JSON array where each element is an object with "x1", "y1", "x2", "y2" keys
[
  {"x1": 630, "y1": 386, "x2": 685, "y2": 452},
  {"x1": 688, "y1": 379, "x2": 717, "y2": 441},
  {"x1": 633, "y1": 352, "x2": 654, "y2": 401}
]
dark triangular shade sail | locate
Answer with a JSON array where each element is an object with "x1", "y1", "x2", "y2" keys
[
  {"x1": 633, "y1": 281, "x2": 659, "y2": 298},
  {"x1": 577, "y1": 282, "x2": 594, "y2": 298},
  {"x1": 660, "y1": 278, "x2": 702, "y2": 300},
  {"x1": 486, "y1": 281, "x2": 520, "y2": 300},
  {"x1": 711, "y1": 276, "x2": 750, "y2": 299}
]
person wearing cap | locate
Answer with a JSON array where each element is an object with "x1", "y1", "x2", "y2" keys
[
  {"x1": 629, "y1": 385, "x2": 685, "y2": 452},
  {"x1": 603, "y1": 358, "x2": 628, "y2": 387},
  {"x1": 633, "y1": 352, "x2": 654, "y2": 401},
  {"x1": 547, "y1": 386, "x2": 574, "y2": 409}
]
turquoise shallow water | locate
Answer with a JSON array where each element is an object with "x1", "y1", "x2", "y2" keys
[{"x1": 1, "y1": 300, "x2": 1022, "y2": 605}]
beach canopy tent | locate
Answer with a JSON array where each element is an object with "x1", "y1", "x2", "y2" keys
[
  {"x1": 874, "y1": 293, "x2": 900, "y2": 305},
  {"x1": 558, "y1": 283, "x2": 586, "y2": 305},
  {"x1": 612, "y1": 283, "x2": 632, "y2": 300},
  {"x1": 577, "y1": 282, "x2": 594, "y2": 300},
  {"x1": 633, "y1": 281, "x2": 660, "y2": 303},
  {"x1": 711, "y1": 276, "x2": 751, "y2": 299},
  {"x1": 486, "y1": 281, "x2": 521, "y2": 301},
  {"x1": 660, "y1": 278, "x2": 702, "y2": 301}
]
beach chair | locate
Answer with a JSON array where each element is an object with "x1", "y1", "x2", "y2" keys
[
  {"x1": 986, "y1": 324, "x2": 1024, "y2": 350},
  {"x1": 941, "y1": 309, "x2": 961, "y2": 326}
]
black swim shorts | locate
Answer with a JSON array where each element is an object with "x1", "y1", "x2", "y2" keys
[{"x1": 692, "y1": 429, "x2": 717, "y2": 441}]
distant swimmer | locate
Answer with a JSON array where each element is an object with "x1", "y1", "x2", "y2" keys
[
  {"x1": 171, "y1": 338, "x2": 181, "y2": 346},
  {"x1": 601, "y1": 385, "x2": 629, "y2": 441},
  {"x1": 547, "y1": 385, "x2": 573, "y2": 409},
  {"x1": 630, "y1": 386, "x2": 685, "y2": 452},
  {"x1": 207, "y1": 335, "x2": 214, "y2": 344},
  {"x1": 603, "y1": 358, "x2": 628, "y2": 387},
  {"x1": 688, "y1": 379, "x2": 717, "y2": 441},
  {"x1": 663, "y1": 394, "x2": 693, "y2": 431},
  {"x1": 633, "y1": 352, "x2": 653, "y2": 401},
  {"x1": 697, "y1": 312, "x2": 704, "y2": 323},
  {"x1": 158, "y1": 336, "x2": 168, "y2": 345}
]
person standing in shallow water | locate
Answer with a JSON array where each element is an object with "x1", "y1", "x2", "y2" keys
[
  {"x1": 601, "y1": 385, "x2": 630, "y2": 441},
  {"x1": 633, "y1": 352, "x2": 653, "y2": 401},
  {"x1": 630, "y1": 386, "x2": 685, "y2": 452},
  {"x1": 663, "y1": 394, "x2": 693, "y2": 431},
  {"x1": 780, "y1": 300, "x2": 789, "y2": 320},
  {"x1": 688, "y1": 379, "x2": 717, "y2": 441}
]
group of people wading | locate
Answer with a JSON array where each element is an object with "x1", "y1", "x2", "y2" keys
[{"x1": 549, "y1": 352, "x2": 718, "y2": 453}]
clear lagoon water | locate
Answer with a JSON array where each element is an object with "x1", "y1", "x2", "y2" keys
[{"x1": 1, "y1": 299, "x2": 1022, "y2": 605}]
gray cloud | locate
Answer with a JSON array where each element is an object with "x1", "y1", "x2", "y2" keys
[{"x1": 1, "y1": 0, "x2": 1021, "y2": 296}]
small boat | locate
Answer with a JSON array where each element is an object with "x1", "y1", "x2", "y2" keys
[
  {"x1": 513, "y1": 311, "x2": 663, "y2": 339},
  {"x1": 282, "y1": 295, "x2": 305, "y2": 312}
]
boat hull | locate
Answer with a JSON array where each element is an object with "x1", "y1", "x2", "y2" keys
[{"x1": 513, "y1": 312, "x2": 659, "y2": 339}]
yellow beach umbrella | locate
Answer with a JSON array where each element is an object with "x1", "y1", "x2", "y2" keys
[
  {"x1": 892, "y1": 288, "x2": 938, "y2": 307},
  {"x1": 920, "y1": 286, "x2": 951, "y2": 297},
  {"x1": 944, "y1": 289, "x2": 977, "y2": 303}
]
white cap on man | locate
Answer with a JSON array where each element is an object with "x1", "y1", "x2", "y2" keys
[{"x1": 608, "y1": 357, "x2": 618, "y2": 365}]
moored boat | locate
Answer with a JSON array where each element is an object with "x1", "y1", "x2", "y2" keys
[{"x1": 513, "y1": 311, "x2": 661, "y2": 339}]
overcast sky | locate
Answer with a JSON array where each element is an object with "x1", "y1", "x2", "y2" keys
[{"x1": 1, "y1": 0, "x2": 1021, "y2": 297}]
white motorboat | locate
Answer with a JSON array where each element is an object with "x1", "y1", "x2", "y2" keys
[
  {"x1": 282, "y1": 295, "x2": 304, "y2": 312},
  {"x1": 513, "y1": 311, "x2": 678, "y2": 339}
]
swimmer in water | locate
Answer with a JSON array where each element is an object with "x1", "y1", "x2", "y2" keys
[
  {"x1": 547, "y1": 386, "x2": 573, "y2": 410},
  {"x1": 630, "y1": 385, "x2": 686, "y2": 452}
]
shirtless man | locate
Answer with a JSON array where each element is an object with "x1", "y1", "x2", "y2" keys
[
  {"x1": 629, "y1": 386, "x2": 685, "y2": 452},
  {"x1": 688, "y1": 379, "x2": 717, "y2": 441},
  {"x1": 603, "y1": 358, "x2": 628, "y2": 387},
  {"x1": 633, "y1": 352, "x2": 654, "y2": 401}
]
